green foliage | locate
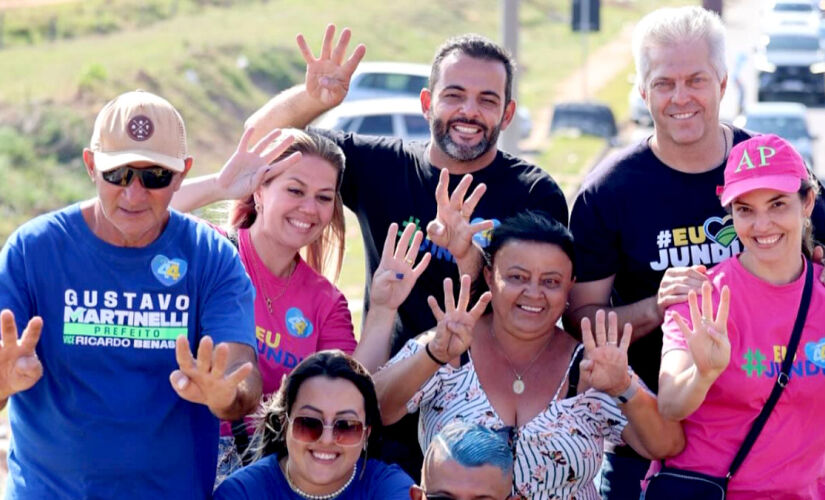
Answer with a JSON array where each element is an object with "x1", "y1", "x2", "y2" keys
[
  {"x1": 245, "y1": 47, "x2": 305, "y2": 94},
  {"x1": 0, "y1": 126, "x2": 37, "y2": 167},
  {"x1": 77, "y1": 62, "x2": 108, "y2": 94}
]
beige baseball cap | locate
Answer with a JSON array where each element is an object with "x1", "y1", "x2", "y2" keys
[{"x1": 90, "y1": 90, "x2": 188, "y2": 172}]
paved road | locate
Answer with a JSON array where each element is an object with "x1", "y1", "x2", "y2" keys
[{"x1": 725, "y1": 0, "x2": 825, "y2": 178}]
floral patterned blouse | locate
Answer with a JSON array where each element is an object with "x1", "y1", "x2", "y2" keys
[{"x1": 388, "y1": 339, "x2": 627, "y2": 500}]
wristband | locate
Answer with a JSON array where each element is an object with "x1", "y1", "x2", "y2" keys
[
  {"x1": 612, "y1": 374, "x2": 639, "y2": 404},
  {"x1": 425, "y1": 342, "x2": 448, "y2": 366}
]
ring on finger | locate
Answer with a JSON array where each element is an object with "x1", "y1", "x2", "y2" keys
[{"x1": 405, "y1": 257, "x2": 415, "y2": 265}]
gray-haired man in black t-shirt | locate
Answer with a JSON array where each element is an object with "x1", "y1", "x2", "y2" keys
[{"x1": 567, "y1": 7, "x2": 825, "y2": 499}]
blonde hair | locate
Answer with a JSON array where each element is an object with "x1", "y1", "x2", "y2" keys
[{"x1": 230, "y1": 129, "x2": 346, "y2": 280}]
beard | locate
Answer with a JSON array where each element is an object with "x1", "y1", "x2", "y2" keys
[{"x1": 430, "y1": 116, "x2": 501, "y2": 162}]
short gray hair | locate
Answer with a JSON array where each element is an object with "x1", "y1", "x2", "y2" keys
[{"x1": 632, "y1": 6, "x2": 727, "y2": 90}]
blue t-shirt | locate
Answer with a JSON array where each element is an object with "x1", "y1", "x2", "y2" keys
[
  {"x1": 0, "y1": 204, "x2": 256, "y2": 499},
  {"x1": 214, "y1": 455, "x2": 413, "y2": 499}
]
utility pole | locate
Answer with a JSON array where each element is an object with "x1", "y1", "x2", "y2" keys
[{"x1": 500, "y1": 0, "x2": 520, "y2": 155}]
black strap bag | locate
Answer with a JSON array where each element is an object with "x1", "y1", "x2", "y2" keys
[{"x1": 644, "y1": 258, "x2": 814, "y2": 500}]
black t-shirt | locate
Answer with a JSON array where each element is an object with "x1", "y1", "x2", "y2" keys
[
  {"x1": 314, "y1": 129, "x2": 568, "y2": 353},
  {"x1": 571, "y1": 127, "x2": 825, "y2": 393}
]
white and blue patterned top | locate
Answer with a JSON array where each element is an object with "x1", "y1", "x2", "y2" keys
[{"x1": 389, "y1": 339, "x2": 627, "y2": 500}]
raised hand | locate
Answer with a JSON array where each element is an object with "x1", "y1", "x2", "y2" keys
[
  {"x1": 672, "y1": 281, "x2": 731, "y2": 381},
  {"x1": 214, "y1": 127, "x2": 301, "y2": 201},
  {"x1": 370, "y1": 222, "x2": 432, "y2": 311},
  {"x1": 297, "y1": 24, "x2": 366, "y2": 107},
  {"x1": 0, "y1": 310, "x2": 43, "y2": 401},
  {"x1": 580, "y1": 310, "x2": 633, "y2": 396},
  {"x1": 170, "y1": 336, "x2": 253, "y2": 414},
  {"x1": 656, "y1": 265, "x2": 709, "y2": 318},
  {"x1": 426, "y1": 168, "x2": 494, "y2": 261},
  {"x1": 426, "y1": 275, "x2": 491, "y2": 364}
]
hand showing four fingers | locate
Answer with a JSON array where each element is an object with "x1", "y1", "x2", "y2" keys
[
  {"x1": 426, "y1": 275, "x2": 491, "y2": 364},
  {"x1": 672, "y1": 281, "x2": 731, "y2": 381},
  {"x1": 426, "y1": 169, "x2": 494, "y2": 261},
  {"x1": 580, "y1": 310, "x2": 633, "y2": 396},
  {"x1": 297, "y1": 24, "x2": 366, "y2": 107},
  {"x1": 170, "y1": 336, "x2": 253, "y2": 414},
  {"x1": 214, "y1": 127, "x2": 301, "y2": 201},
  {"x1": 370, "y1": 222, "x2": 432, "y2": 311}
]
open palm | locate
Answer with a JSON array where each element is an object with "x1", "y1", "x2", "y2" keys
[
  {"x1": 370, "y1": 223, "x2": 431, "y2": 310},
  {"x1": 673, "y1": 281, "x2": 731, "y2": 380},
  {"x1": 426, "y1": 168, "x2": 493, "y2": 261},
  {"x1": 580, "y1": 310, "x2": 632, "y2": 396},
  {"x1": 426, "y1": 275, "x2": 491, "y2": 364},
  {"x1": 297, "y1": 24, "x2": 366, "y2": 107}
]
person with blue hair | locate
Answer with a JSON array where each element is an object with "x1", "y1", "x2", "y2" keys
[{"x1": 410, "y1": 421, "x2": 515, "y2": 500}]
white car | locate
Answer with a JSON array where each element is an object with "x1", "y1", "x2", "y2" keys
[
  {"x1": 312, "y1": 97, "x2": 430, "y2": 142},
  {"x1": 734, "y1": 101, "x2": 815, "y2": 167},
  {"x1": 347, "y1": 61, "x2": 532, "y2": 138}
]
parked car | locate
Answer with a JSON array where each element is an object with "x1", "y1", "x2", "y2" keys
[
  {"x1": 347, "y1": 61, "x2": 532, "y2": 138},
  {"x1": 755, "y1": 27, "x2": 825, "y2": 104},
  {"x1": 763, "y1": 0, "x2": 820, "y2": 30},
  {"x1": 628, "y1": 88, "x2": 652, "y2": 127},
  {"x1": 550, "y1": 101, "x2": 618, "y2": 141},
  {"x1": 734, "y1": 101, "x2": 816, "y2": 167},
  {"x1": 311, "y1": 97, "x2": 430, "y2": 142}
]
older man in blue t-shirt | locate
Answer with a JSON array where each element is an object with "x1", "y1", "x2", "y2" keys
[{"x1": 0, "y1": 90, "x2": 274, "y2": 498}]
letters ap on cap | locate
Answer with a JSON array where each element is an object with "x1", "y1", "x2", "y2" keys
[{"x1": 717, "y1": 133, "x2": 809, "y2": 207}]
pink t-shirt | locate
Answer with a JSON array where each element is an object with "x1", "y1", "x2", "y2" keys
[
  {"x1": 220, "y1": 228, "x2": 356, "y2": 436},
  {"x1": 658, "y1": 256, "x2": 825, "y2": 499}
]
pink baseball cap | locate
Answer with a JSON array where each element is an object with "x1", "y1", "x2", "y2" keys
[{"x1": 718, "y1": 134, "x2": 808, "y2": 206}]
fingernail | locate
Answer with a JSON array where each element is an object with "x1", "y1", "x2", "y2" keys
[
  {"x1": 396, "y1": 272, "x2": 404, "y2": 279},
  {"x1": 176, "y1": 375, "x2": 189, "y2": 390}
]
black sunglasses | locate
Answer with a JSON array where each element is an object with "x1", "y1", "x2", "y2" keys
[{"x1": 101, "y1": 165, "x2": 176, "y2": 189}]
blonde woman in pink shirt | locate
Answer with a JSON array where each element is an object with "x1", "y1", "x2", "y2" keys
[
  {"x1": 650, "y1": 134, "x2": 825, "y2": 499},
  {"x1": 173, "y1": 128, "x2": 429, "y2": 478}
]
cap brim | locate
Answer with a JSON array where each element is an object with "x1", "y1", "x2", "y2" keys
[
  {"x1": 719, "y1": 174, "x2": 802, "y2": 206},
  {"x1": 93, "y1": 150, "x2": 185, "y2": 173}
]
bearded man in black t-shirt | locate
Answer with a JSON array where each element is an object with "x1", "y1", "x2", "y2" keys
[
  {"x1": 237, "y1": 26, "x2": 567, "y2": 478},
  {"x1": 567, "y1": 7, "x2": 825, "y2": 499}
]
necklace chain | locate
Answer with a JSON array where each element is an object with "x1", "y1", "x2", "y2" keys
[
  {"x1": 247, "y1": 236, "x2": 296, "y2": 314},
  {"x1": 283, "y1": 459, "x2": 357, "y2": 500},
  {"x1": 489, "y1": 326, "x2": 553, "y2": 395}
]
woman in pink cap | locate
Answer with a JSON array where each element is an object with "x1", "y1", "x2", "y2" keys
[{"x1": 647, "y1": 134, "x2": 825, "y2": 499}]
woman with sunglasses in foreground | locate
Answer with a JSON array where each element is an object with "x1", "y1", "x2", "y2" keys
[
  {"x1": 647, "y1": 135, "x2": 825, "y2": 499},
  {"x1": 172, "y1": 129, "x2": 428, "y2": 477},
  {"x1": 374, "y1": 209, "x2": 684, "y2": 499},
  {"x1": 213, "y1": 350, "x2": 414, "y2": 499}
]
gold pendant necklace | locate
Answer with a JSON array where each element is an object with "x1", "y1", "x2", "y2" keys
[
  {"x1": 247, "y1": 238, "x2": 296, "y2": 314},
  {"x1": 490, "y1": 326, "x2": 553, "y2": 395}
]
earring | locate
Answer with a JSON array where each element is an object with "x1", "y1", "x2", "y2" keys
[
  {"x1": 255, "y1": 202, "x2": 262, "y2": 212},
  {"x1": 804, "y1": 217, "x2": 812, "y2": 229}
]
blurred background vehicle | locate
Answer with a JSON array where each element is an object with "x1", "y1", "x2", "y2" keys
[
  {"x1": 755, "y1": 26, "x2": 825, "y2": 104},
  {"x1": 312, "y1": 97, "x2": 430, "y2": 141},
  {"x1": 346, "y1": 61, "x2": 533, "y2": 139},
  {"x1": 628, "y1": 88, "x2": 652, "y2": 127},
  {"x1": 550, "y1": 101, "x2": 618, "y2": 143},
  {"x1": 734, "y1": 101, "x2": 816, "y2": 167}
]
